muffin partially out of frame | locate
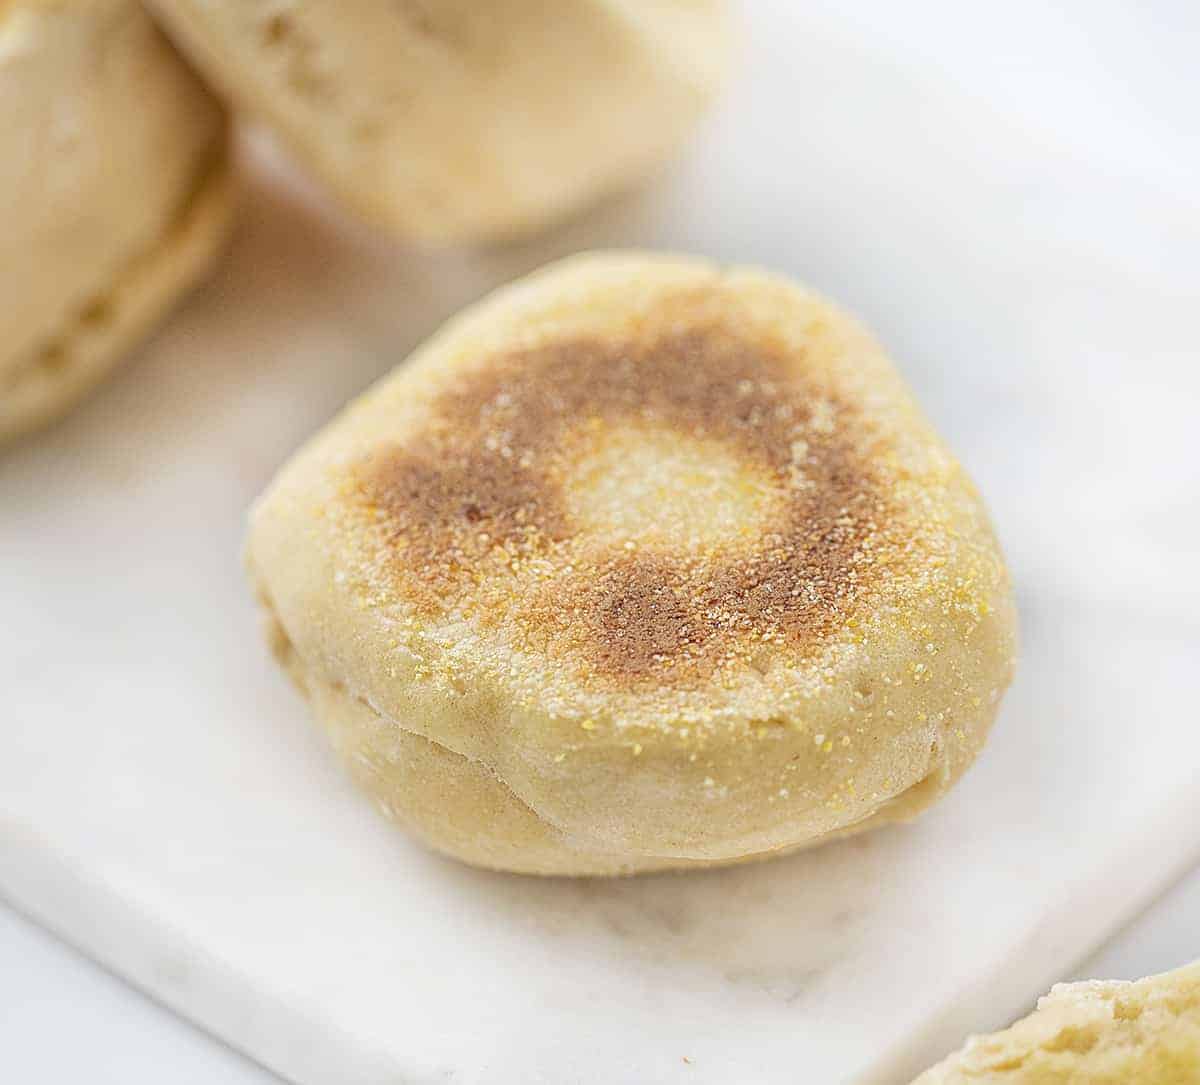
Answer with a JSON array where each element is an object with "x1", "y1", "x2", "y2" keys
[
  {"x1": 0, "y1": 0, "x2": 235, "y2": 444},
  {"x1": 247, "y1": 253, "x2": 1016, "y2": 876},
  {"x1": 146, "y1": 0, "x2": 729, "y2": 243},
  {"x1": 911, "y1": 959, "x2": 1200, "y2": 1084}
]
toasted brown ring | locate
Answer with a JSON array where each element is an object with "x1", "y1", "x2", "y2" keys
[{"x1": 247, "y1": 253, "x2": 1017, "y2": 875}]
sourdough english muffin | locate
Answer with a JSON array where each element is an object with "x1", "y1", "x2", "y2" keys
[
  {"x1": 145, "y1": 0, "x2": 729, "y2": 243},
  {"x1": 246, "y1": 253, "x2": 1016, "y2": 875},
  {"x1": 0, "y1": 0, "x2": 234, "y2": 443},
  {"x1": 912, "y1": 960, "x2": 1200, "y2": 1084}
]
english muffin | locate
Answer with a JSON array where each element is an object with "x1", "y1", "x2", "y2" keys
[
  {"x1": 246, "y1": 252, "x2": 1017, "y2": 875},
  {"x1": 0, "y1": 0, "x2": 234, "y2": 444},
  {"x1": 912, "y1": 959, "x2": 1200, "y2": 1084},
  {"x1": 145, "y1": 0, "x2": 729, "y2": 243}
]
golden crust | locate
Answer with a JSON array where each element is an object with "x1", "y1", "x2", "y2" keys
[
  {"x1": 911, "y1": 960, "x2": 1200, "y2": 1084},
  {"x1": 247, "y1": 253, "x2": 1017, "y2": 874}
]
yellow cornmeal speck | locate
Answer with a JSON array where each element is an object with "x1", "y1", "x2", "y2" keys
[
  {"x1": 703, "y1": 776, "x2": 715, "y2": 787},
  {"x1": 778, "y1": 787, "x2": 790, "y2": 798},
  {"x1": 955, "y1": 728, "x2": 967, "y2": 741},
  {"x1": 917, "y1": 711, "x2": 927, "y2": 722},
  {"x1": 580, "y1": 719, "x2": 596, "y2": 731},
  {"x1": 972, "y1": 696, "x2": 982, "y2": 708},
  {"x1": 345, "y1": 314, "x2": 954, "y2": 700},
  {"x1": 318, "y1": 299, "x2": 1017, "y2": 876}
]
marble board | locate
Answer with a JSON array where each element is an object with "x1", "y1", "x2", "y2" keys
[{"x1": 3, "y1": 3, "x2": 1199, "y2": 1082}]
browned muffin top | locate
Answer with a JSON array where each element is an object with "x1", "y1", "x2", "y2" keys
[{"x1": 348, "y1": 295, "x2": 906, "y2": 690}]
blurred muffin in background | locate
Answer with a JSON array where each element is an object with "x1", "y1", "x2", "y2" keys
[
  {"x1": 0, "y1": 0, "x2": 235, "y2": 444},
  {"x1": 146, "y1": 0, "x2": 731, "y2": 243}
]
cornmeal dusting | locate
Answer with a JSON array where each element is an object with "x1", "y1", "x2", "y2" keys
[
  {"x1": 353, "y1": 316, "x2": 904, "y2": 688},
  {"x1": 248, "y1": 258, "x2": 1017, "y2": 875}
]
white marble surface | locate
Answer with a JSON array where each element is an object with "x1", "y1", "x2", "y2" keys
[
  {"x1": 2, "y1": 3, "x2": 1199, "y2": 1083},
  {"x1": 1075, "y1": 868, "x2": 1200, "y2": 986},
  {"x1": 0, "y1": 902, "x2": 275, "y2": 1085},
  {"x1": 4, "y1": 867, "x2": 1197, "y2": 1083}
]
